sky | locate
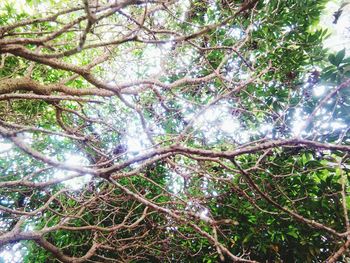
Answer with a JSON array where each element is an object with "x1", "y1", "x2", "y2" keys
[{"x1": 320, "y1": 0, "x2": 350, "y2": 52}]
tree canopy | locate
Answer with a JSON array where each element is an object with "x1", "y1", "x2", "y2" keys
[{"x1": 0, "y1": 0, "x2": 350, "y2": 262}]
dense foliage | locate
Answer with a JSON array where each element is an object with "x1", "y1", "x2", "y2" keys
[{"x1": 0, "y1": 0, "x2": 350, "y2": 262}]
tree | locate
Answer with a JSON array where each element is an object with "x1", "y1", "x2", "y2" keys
[{"x1": 0, "y1": 0, "x2": 349, "y2": 262}]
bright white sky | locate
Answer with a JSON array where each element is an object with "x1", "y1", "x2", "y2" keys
[{"x1": 320, "y1": 0, "x2": 350, "y2": 52}]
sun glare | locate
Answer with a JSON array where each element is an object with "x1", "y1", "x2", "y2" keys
[
  {"x1": 0, "y1": 142, "x2": 12, "y2": 154},
  {"x1": 313, "y1": 85, "x2": 326, "y2": 97},
  {"x1": 52, "y1": 154, "x2": 91, "y2": 190},
  {"x1": 0, "y1": 243, "x2": 25, "y2": 263}
]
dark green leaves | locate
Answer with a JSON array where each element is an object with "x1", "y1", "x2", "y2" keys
[{"x1": 328, "y1": 48, "x2": 346, "y2": 67}]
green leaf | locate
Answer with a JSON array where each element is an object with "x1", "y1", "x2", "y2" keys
[
  {"x1": 328, "y1": 54, "x2": 336, "y2": 65},
  {"x1": 342, "y1": 57, "x2": 350, "y2": 63},
  {"x1": 334, "y1": 48, "x2": 346, "y2": 66},
  {"x1": 243, "y1": 233, "x2": 253, "y2": 244},
  {"x1": 322, "y1": 68, "x2": 336, "y2": 81},
  {"x1": 346, "y1": 196, "x2": 350, "y2": 208}
]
